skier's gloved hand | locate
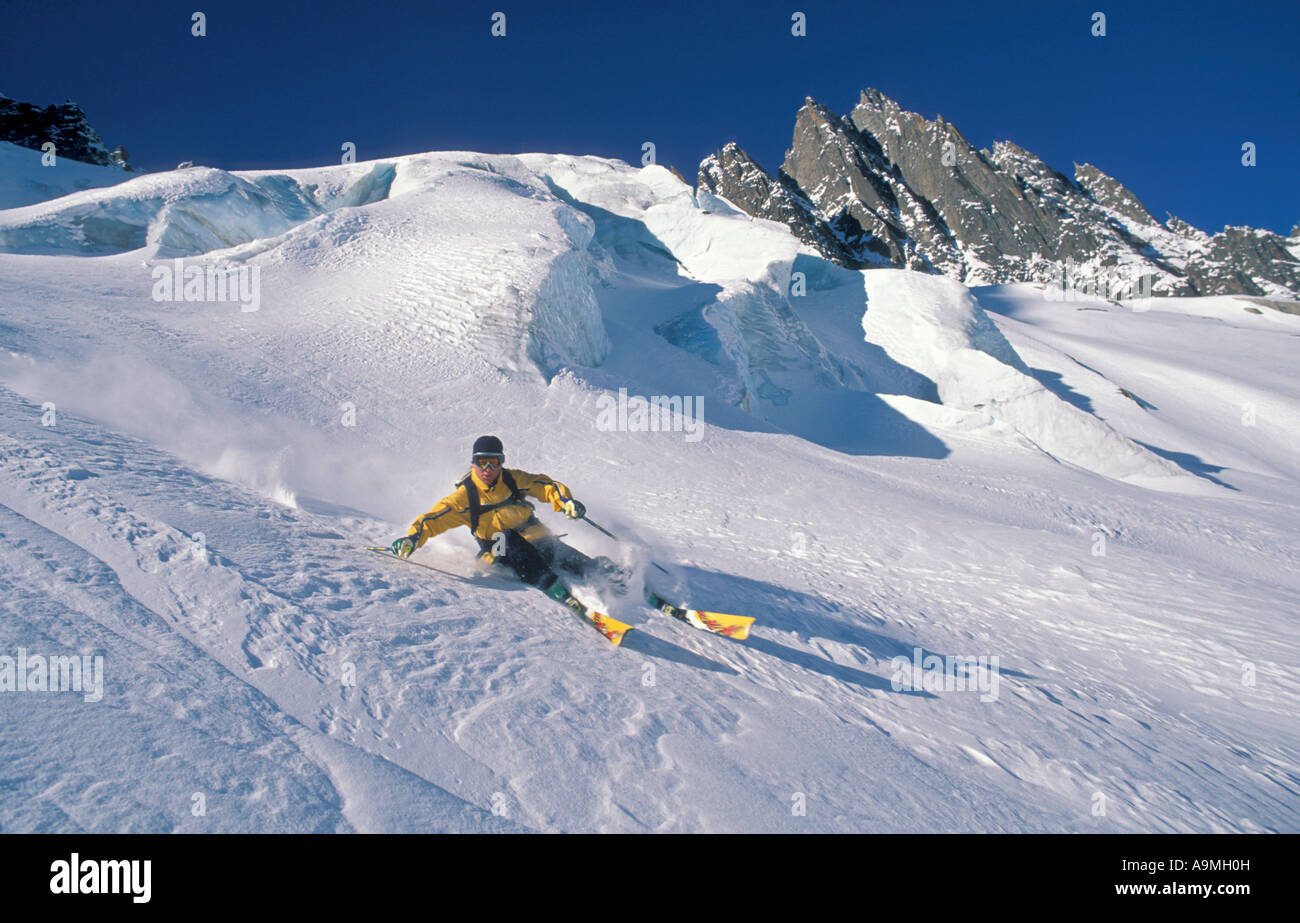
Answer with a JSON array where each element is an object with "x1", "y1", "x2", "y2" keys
[
  {"x1": 563, "y1": 498, "x2": 586, "y2": 520},
  {"x1": 390, "y1": 534, "x2": 418, "y2": 558}
]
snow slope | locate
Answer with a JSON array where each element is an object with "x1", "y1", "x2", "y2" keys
[
  {"x1": 0, "y1": 141, "x2": 133, "y2": 211},
  {"x1": 1, "y1": 151, "x2": 1297, "y2": 833}
]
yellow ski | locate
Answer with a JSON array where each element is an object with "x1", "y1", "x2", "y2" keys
[
  {"x1": 365, "y1": 545, "x2": 630, "y2": 644},
  {"x1": 583, "y1": 608, "x2": 634, "y2": 646},
  {"x1": 646, "y1": 592, "x2": 754, "y2": 640},
  {"x1": 547, "y1": 582, "x2": 633, "y2": 645}
]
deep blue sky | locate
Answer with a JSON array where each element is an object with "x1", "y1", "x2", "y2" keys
[{"x1": 2, "y1": 0, "x2": 1296, "y2": 234}]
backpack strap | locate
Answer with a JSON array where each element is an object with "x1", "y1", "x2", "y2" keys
[
  {"x1": 457, "y1": 474, "x2": 481, "y2": 533},
  {"x1": 457, "y1": 469, "x2": 532, "y2": 553},
  {"x1": 500, "y1": 468, "x2": 522, "y2": 501}
]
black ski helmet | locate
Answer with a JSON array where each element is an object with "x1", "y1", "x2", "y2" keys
[{"x1": 472, "y1": 435, "x2": 504, "y2": 458}]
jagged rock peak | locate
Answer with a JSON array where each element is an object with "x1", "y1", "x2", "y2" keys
[
  {"x1": 698, "y1": 139, "x2": 867, "y2": 268},
  {"x1": 1165, "y1": 213, "x2": 1205, "y2": 240},
  {"x1": 856, "y1": 88, "x2": 904, "y2": 114},
  {"x1": 696, "y1": 87, "x2": 1299, "y2": 300},
  {"x1": 1075, "y1": 163, "x2": 1159, "y2": 227},
  {"x1": 0, "y1": 93, "x2": 128, "y2": 169}
]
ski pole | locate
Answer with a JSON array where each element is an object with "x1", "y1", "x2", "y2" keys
[
  {"x1": 579, "y1": 519, "x2": 670, "y2": 573},
  {"x1": 361, "y1": 545, "x2": 470, "y2": 581},
  {"x1": 581, "y1": 517, "x2": 618, "y2": 541}
]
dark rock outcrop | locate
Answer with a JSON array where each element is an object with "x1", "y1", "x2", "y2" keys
[{"x1": 0, "y1": 93, "x2": 128, "y2": 169}]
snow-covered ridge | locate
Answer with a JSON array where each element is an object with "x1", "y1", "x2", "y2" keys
[
  {"x1": 0, "y1": 152, "x2": 612, "y2": 379},
  {"x1": 0, "y1": 159, "x2": 396, "y2": 256}
]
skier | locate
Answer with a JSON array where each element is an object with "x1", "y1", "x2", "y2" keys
[{"x1": 389, "y1": 436, "x2": 628, "y2": 605}]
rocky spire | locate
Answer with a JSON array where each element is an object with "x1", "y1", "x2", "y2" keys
[
  {"x1": 698, "y1": 141, "x2": 865, "y2": 267},
  {"x1": 695, "y1": 87, "x2": 1298, "y2": 300},
  {"x1": 1075, "y1": 163, "x2": 1159, "y2": 226}
]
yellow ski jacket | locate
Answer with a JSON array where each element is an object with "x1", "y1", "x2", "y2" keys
[{"x1": 407, "y1": 468, "x2": 575, "y2": 547}]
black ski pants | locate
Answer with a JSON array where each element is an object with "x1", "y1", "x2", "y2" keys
[{"x1": 492, "y1": 530, "x2": 623, "y2": 591}]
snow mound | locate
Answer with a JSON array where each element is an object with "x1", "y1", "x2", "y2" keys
[
  {"x1": 253, "y1": 153, "x2": 610, "y2": 379},
  {"x1": 525, "y1": 155, "x2": 863, "y2": 416},
  {"x1": 861, "y1": 269, "x2": 1190, "y2": 487}
]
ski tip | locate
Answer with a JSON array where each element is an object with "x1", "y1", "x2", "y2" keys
[
  {"x1": 719, "y1": 623, "x2": 752, "y2": 641},
  {"x1": 591, "y1": 612, "x2": 633, "y2": 646},
  {"x1": 695, "y1": 611, "x2": 755, "y2": 641}
]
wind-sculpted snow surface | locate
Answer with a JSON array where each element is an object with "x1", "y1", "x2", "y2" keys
[
  {"x1": 1, "y1": 148, "x2": 1299, "y2": 833},
  {"x1": 0, "y1": 152, "x2": 609, "y2": 379},
  {"x1": 251, "y1": 153, "x2": 610, "y2": 379}
]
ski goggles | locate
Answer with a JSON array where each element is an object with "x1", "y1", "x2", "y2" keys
[{"x1": 472, "y1": 455, "x2": 504, "y2": 471}]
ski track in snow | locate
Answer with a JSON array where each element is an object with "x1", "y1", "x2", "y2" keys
[{"x1": 0, "y1": 150, "x2": 1297, "y2": 832}]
